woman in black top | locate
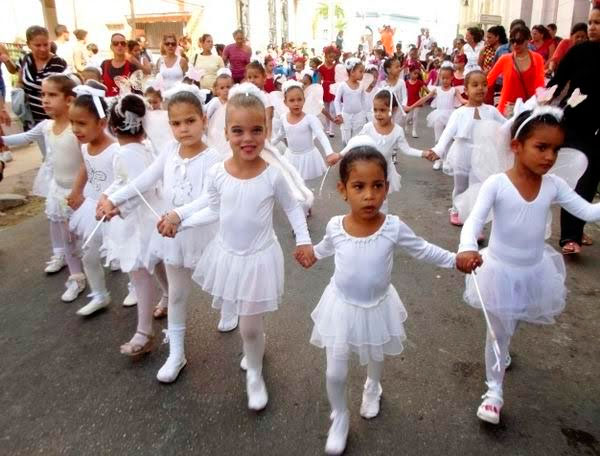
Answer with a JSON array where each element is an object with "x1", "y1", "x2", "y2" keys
[{"x1": 551, "y1": 5, "x2": 600, "y2": 254}]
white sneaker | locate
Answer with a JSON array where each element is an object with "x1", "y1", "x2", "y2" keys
[
  {"x1": 44, "y1": 254, "x2": 66, "y2": 274},
  {"x1": 109, "y1": 259, "x2": 121, "y2": 271},
  {"x1": 246, "y1": 370, "x2": 268, "y2": 410},
  {"x1": 123, "y1": 289, "x2": 138, "y2": 307},
  {"x1": 0, "y1": 151, "x2": 13, "y2": 162},
  {"x1": 326, "y1": 130, "x2": 335, "y2": 138},
  {"x1": 432, "y1": 159, "x2": 442, "y2": 170},
  {"x1": 156, "y1": 355, "x2": 187, "y2": 383},
  {"x1": 61, "y1": 274, "x2": 86, "y2": 302},
  {"x1": 325, "y1": 409, "x2": 350, "y2": 455},
  {"x1": 412, "y1": 129, "x2": 418, "y2": 138},
  {"x1": 217, "y1": 311, "x2": 239, "y2": 332},
  {"x1": 505, "y1": 353, "x2": 512, "y2": 369},
  {"x1": 240, "y1": 356, "x2": 248, "y2": 371},
  {"x1": 476, "y1": 390, "x2": 503, "y2": 424},
  {"x1": 360, "y1": 378, "x2": 383, "y2": 419},
  {"x1": 76, "y1": 294, "x2": 110, "y2": 316}
]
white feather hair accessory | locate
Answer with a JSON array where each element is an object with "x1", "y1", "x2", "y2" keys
[
  {"x1": 112, "y1": 93, "x2": 148, "y2": 134},
  {"x1": 163, "y1": 82, "x2": 208, "y2": 105},
  {"x1": 513, "y1": 105, "x2": 564, "y2": 139},
  {"x1": 344, "y1": 57, "x2": 362, "y2": 72},
  {"x1": 364, "y1": 63, "x2": 378, "y2": 72},
  {"x1": 339, "y1": 135, "x2": 378, "y2": 156},
  {"x1": 282, "y1": 79, "x2": 304, "y2": 94},
  {"x1": 228, "y1": 82, "x2": 269, "y2": 106}
]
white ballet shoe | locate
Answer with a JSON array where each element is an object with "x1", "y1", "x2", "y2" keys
[
  {"x1": 432, "y1": 159, "x2": 442, "y2": 170},
  {"x1": 325, "y1": 409, "x2": 350, "y2": 455},
  {"x1": 109, "y1": 259, "x2": 121, "y2": 272},
  {"x1": 76, "y1": 294, "x2": 110, "y2": 316},
  {"x1": 61, "y1": 274, "x2": 86, "y2": 302},
  {"x1": 44, "y1": 254, "x2": 66, "y2": 274},
  {"x1": 240, "y1": 356, "x2": 248, "y2": 371},
  {"x1": 360, "y1": 378, "x2": 383, "y2": 419},
  {"x1": 122, "y1": 289, "x2": 138, "y2": 307},
  {"x1": 505, "y1": 353, "x2": 512, "y2": 369},
  {"x1": 217, "y1": 311, "x2": 239, "y2": 332},
  {"x1": 246, "y1": 370, "x2": 268, "y2": 411},
  {"x1": 477, "y1": 390, "x2": 503, "y2": 424},
  {"x1": 156, "y1": 355, "x2": 187, "y2": 383}
]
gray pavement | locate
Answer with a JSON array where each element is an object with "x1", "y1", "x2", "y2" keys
[{"x1": 1, "y1": 108, "x2": 599, "y2": 456}]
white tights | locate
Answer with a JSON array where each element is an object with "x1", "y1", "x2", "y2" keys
[
  {"x1": 164, "y1": 265, "x2": 193, "y2": 358},
  {"x1": 239, "y1": 314, "x2": 265, "y2": 374},
  {"x1": 325, "y1": 348, "x2": 384, "y2": 413},
  {"x1": 82, "y1": 236, "x2": 107, "y2": 298},
  {"x1": 406, "y1": 107, "x2": 420, "y2": 134},
  {"x1": 451, "y1": 173, "x2": 469, "y2": 212},
  {"x1": 49, "y1": 221, "x2": 82, "y2": 274},
  {"x1": 433, "y1": 120, "x2": 446, "y2": 142},
  {"x1": 153, "y1": 262, "x2": 169, "y2": 305},
  {"x1": 485, "y1": 315, "x2": 517, "y2": 396},
  {"x1": 129, "y1": 269, "x2": 159, "y2": 338},
  {"x1": 324, "y1": 102, "x2": 335, "y2": 133}
]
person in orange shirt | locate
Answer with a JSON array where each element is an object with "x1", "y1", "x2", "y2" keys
[
  {"x1": 547, "y1": 22, "x2": 588, "y2": 74},
  {"x1": 379, "y1": 25, "x2": 395, "y2": 56},
  {"x1": 486, "y1": 25, "x2": 545, "y2": 115}
]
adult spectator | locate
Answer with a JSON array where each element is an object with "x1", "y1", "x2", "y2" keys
[
  {"x1": 486, "y1": 25, "x2": 545, "y2": 115},
  {"x1": 156, "y1": 34, "x2": 188, "y2": 91},
  {"x1": 547, "y1": 23, "x2": 562, "y2": 46},
  {"x1": 494, "y1": 19, "x2": 535, "y2": 60},
  {"x1": 530, "y1": 24, "x2": 556, "y2": 62},
  {"x1": 190, "y1": 34, "x2": 225, "y2": 90},
  {"x1": 547, "y1": 22, "x2": 587, "y2": 74},
  {"x1": 335, "y1": 30, "x2": 344, "y2": 51},
  {"x1": 552, "y1": 5, "x2": 600, "y2": 254},
  {"x1": 379, "y1": 25, "x2": 395, "y2": 56},
  {"x1": 72, "y1": 29, "x2": 88, "y2": 72},
  {"x1": 223, "y1": 29, "x2": 252, "y2": 83},
  {"x1": 463, "y1": 26, "x2": 484, "y2": 72},
  {"x1": 127, "y1": 40, "x2": 151, "y2": 75},
  {"x1": 479, "y1": 25, "x2": 507, "y2": 73},
  {"x1": 418, "y1": 28, "x2": 433, "y2": 64},
  {"x1": 0, "y1": 45, "x2": 16, "y2": 160},
  {"x1": 54, "y1": 24, "x2": 73, "y2": 68},
  {"x1": 101, "y1": 33, "x2": 140, "y2": 97},
  {"x1": 137, "y1": 36, "x2": 152, "y2": 65},
  {"x1": 86, "y1": 43, "x2": 103, "y2": 68},
  {"x1": 16, "y1": 26, "x2": 66, "y2": 156}
]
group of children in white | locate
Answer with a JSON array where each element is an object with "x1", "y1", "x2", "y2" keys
[{"x1": 2, "y1": 51, "x2": 598, "y2": 455}]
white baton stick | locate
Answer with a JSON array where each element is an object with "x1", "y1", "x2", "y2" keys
[
  {"x1": 318, "y1": 166, "x2": 331, "y2": 197},
  {"x1": 131, "y1": 183, "x2": 161, "y2": 220},
  {"x1": 82, "y1": 215, "x2": 106, "y2": 250},
  {"x1": 471, "y1": 270, "x2": 502, "y2": 372}
]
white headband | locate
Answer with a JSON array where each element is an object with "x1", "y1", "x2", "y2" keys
[
  {"x1": 216, "y1": 68, "x2": 232, "y2": 78},
  {"x1": 339, "y1": 135, "x2": 377, "y2": 156},
  {"x1": 514, "y1": 106, "x2": 564, "y2": 139},
  {"x1": 300, "y1": 69, "x2": 314, "y2": 79},
  {"x1": 163, "y1": 83, "x2": 208, "y2": 105},
  {"x1": 282, "y1": 80, "x2": 303, "y2": 94},
  {"x1": 345, "y1": 57, "x2": 362, "y2": 72},
  {"x1": 228, "y1": 82, "x2": 269, "y2": 106},
  {"x1": 73, "y1": 85, "x2": 106, "y2": 118}
]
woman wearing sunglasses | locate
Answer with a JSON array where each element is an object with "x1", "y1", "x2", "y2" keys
[
  {"x1": 156, "y1": 34, "x2": 188, "y2": 92},
  {"x1": 486, "y1": 25, "x2": 545, "y2": 115},
  {"x1": 101, "y1": 33, "x2": 141, "y2": 97}
]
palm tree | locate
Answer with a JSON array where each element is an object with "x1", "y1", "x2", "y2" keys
[{"x1": 311, "y1": 1, "x2": 346, "y2": 40}]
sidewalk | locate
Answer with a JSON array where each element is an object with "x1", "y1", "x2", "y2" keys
[{"x1": 0, "y1": 142, "x2": 42, "y2": 195}]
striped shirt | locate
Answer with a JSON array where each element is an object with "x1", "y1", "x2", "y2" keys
[{"x1": 18, "y1": 53, "x2": 67, "y2": 123}]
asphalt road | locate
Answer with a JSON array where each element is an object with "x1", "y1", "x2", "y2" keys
[{"x1": 1, "y1": 108, "x2": 599, "y2": 456}]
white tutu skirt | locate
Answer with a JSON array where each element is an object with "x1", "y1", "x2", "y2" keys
[
  {"x1": 32, "y1": 160, "x2": 53, "y2": 197},
  {"x1": 426, "y1": 108, "x2": 453, "y2": 128},
  {"x1": 102, "y1": 208, "x2": 157, "y2": 272},
  {"x1": 44, "y1": 180, "x2": 72, "y2": 222},
  {"x1": 193, "y1": 237, "x2": 284, "y2": 316},
  {"x1": 445, "y1": 139, "x2": 472, "y2": 177},
  {"x1": 146, "y1": 222, "x2": 218, "y2": 272},
  {"x1": 69, "y1": 197, "x2": 104, "y2": 242},
  {"x1": 310, "y1": 283, "x2": 408, "y2": 365},
  {"x1": 388, "y1": 165, "x2": 402, "y2": 193},
  {"x1": 284, "y1": 146, "x2": 327, "y2": 181},
  {"x1": 464, "y1": 245, "x2": 566, "y2": 335}
]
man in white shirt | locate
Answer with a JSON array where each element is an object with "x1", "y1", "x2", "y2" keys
[{"x1": 54, "y1": 24, "x2": 74, "y2": 69}]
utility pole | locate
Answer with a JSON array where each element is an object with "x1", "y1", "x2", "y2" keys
[{"x1": 129, "y1": 0, "x2": 136, "y2": 39}]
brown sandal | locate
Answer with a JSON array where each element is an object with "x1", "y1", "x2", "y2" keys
[
  {"x1": 120, "y1": 331, "x2": 154, "y2": 356},
  {"x1": 562, "y1": 241, "x2": 581, "y2": 255},
  {"x1": 582, "y1": 234, "x2": 593, "y2": 246},
  {"x1": 153, "y1": 305, "x2": 168, "y2": 319}
]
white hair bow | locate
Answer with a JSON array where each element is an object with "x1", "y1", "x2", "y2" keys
[
  {"x1": 339, "y1": 135, "x2": 378, "y2": 156},
  {"x1": 344, "y1": 57, "x2": 362, "y2": 72},
  {"x1": 282, "y1": 79, "x2": 303, "y2": 94},
  {"x1": 163, "y1": 82, "x2": 208, "y2": 104},
  {"x1": 73, "y1": 85, "x2": 106, "y2": 119},
  {"x1": 228, "y1": 82, "x2": 268, "y2": 106}
]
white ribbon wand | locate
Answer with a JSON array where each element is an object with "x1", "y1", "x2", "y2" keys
[
  {"x1": 82, "y1": 215, "x2": 106, "y2": 250},
  {"x1": 131, "y1": 183, "x2": 161, "y2": 220},
  {"x1": 318, "y1": 166, "x2": 331, "y2": 197},
  {"x1": 471, "y1": 270, "x2": 502, "y2": 372}
]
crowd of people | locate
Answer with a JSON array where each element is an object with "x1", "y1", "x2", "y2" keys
[{"x1": 0, "y1": 4, "x2": 599, "y2": 454}]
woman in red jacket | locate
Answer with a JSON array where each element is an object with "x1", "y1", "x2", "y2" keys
[{"x1": 486, "y1": 25, "x2": 545, "y2": 115}]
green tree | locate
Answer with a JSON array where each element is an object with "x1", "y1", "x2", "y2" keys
[{"x1": 311, "y1": 1, "x2": 346, "y2": 39}]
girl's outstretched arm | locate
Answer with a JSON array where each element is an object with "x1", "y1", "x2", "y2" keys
[
  {"x1": 395, "y1": 220, "x2": 456, "y2": 268},
  {"x1": 552, "y1": 175, "x2": 600, "y2": 222}
]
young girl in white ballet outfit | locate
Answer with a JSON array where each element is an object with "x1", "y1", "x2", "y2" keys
[
  {"x1": 428, "y1": 70, "x2": 505, "y2": 226},
  {"x1": 0, "y1": 74, "x2": 86, "y2": 301},
  {"x1": 67, "y1": 81, "x2": 119, "y2": 316},
  {"x1": 205, "y1": 69, "x2": 233, "y2": 155},
  {"x1": 363, "y1": 64, "x2": 380, "y2": 123},
  {"x1": 98, "y1": 93, "x2": 168, "y2": 356},
  {"x1": 163, "y1": 83, "x2": 314, "y2": 411},
  {"x1": 271, "y1": 80, "x2": 335, "y2": 182},
  {"x1": 99, "y1": 84, "x2": 221, "y2": 382},
  {"x1": 333, "y1": 58, "x2": 367, "y2": 145},
  {"x1": 302, "y1": 144, "x2": 456, "y2": 455},
  {"x1": 418, "y1": 66, "x2": 464, "y2": 170},
  {"x1": 378, "y1": 56, "x2": 407, "y2": 125},
  {"x1": 328, "y1": 90, "x2": 434, "y2": 213},
  {"x1": 456, "y1": 107, "x2": 600, "y2": 425}
]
